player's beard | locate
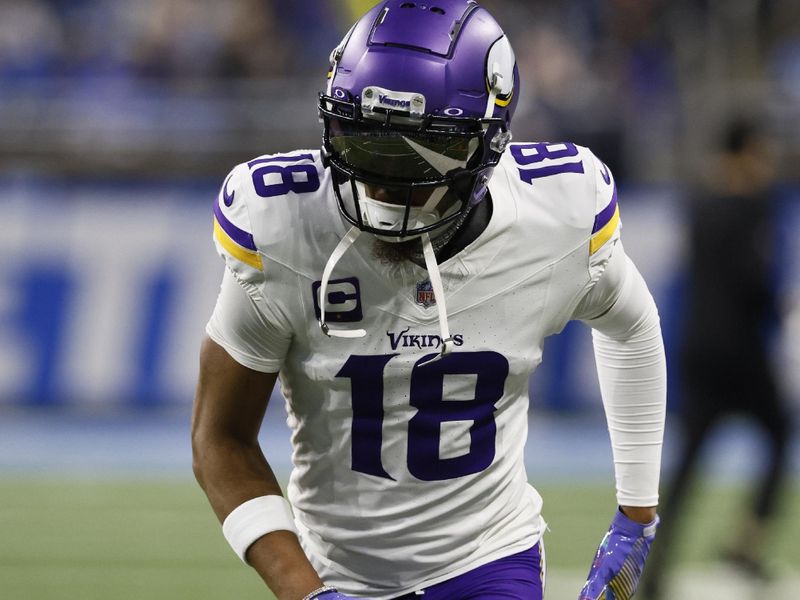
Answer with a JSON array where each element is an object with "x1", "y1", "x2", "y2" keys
[
  {"x1": 371, "y1": 237, "x2": 423, "y2": 265},
  {"x1": 370, "y1": 204, "x2": 474, "y2": 265}
]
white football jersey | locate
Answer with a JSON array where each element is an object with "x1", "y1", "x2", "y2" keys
[{"x1": 207, "y1": 142, "x2": 620, "y2": 598}]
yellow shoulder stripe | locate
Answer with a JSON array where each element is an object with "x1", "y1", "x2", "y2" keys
[
  {"x1": 213, "y1": 218, "x2": 264, "y2": 270},
  {"x1": 589, "y1": 204, "x2": 620, "y2": 255}
]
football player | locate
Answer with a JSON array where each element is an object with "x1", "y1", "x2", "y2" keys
[{"x1": 191, "y1": 2, "x2": 666, "y2": 599}]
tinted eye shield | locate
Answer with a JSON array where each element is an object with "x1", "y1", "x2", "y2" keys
[
  {"x1": 319, "y1": 93, "x2": 505, "y2": 183},
  {"x1": 328, "y1": 124, "x2": 479, "y2": 182},
  {"x1": 318, "y1": 93, "x2": 506, "y2": 237}
]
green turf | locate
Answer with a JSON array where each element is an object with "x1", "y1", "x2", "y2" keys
[
  {"x1": 537, "y1": 481, "x2": 800, "y2": 570},
  {"x1": 0, "y1": 478, "x2": 797, "y2": 599}
]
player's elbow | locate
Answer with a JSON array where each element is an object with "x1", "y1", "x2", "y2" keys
[
  {"x1": 191, "y1": 438, "x2": 206, "y2": 490},
  {"x1": 591, "y1": 290, "x2": 661, "y2": 342},
  {"x1": 191, "y1": 422, "x2": 214, "y2": 491}
]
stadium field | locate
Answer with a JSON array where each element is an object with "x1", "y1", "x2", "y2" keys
[{"x1": 1, "y1": 479, "x2": 797, "y2": 599}]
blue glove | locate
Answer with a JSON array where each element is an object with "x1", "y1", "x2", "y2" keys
[{"x1": 578, "y1": 509, "x2": 659, "y2": 600}]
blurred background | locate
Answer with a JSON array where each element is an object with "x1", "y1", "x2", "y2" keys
[{"x1": 0, "y1": 0, "x2": 798, "y2": 599}]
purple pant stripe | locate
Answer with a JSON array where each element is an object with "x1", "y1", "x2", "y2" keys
[{"x1": 392, "y1": 543, "x2": 544, "y2": 600}]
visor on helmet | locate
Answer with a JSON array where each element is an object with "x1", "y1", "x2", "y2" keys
[
  {"x1": 319, "y1": 93, "x2": 506, "y2": 238},
  {"x1": 328, "y1": 117, "x2": 482, "y2": 182}
]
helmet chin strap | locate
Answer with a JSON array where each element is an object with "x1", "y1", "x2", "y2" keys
[
  {"x1": 318, "y1": 227, "x2": 455, "y2": 365},
  {"x1": 417, "y1": 231, "x2": 455, "y2": 366},
  {"x1": 484, "y1": 63, "x2": 503, "y2": 119},
  {"x1": 318, "y1": 226, "x2": 366, "y2": 339}
]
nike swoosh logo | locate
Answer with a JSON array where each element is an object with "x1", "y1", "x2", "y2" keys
[
  {"x1": 600, "y1": 162, "x2": 611, "y2": 185},
  {"x1": 222, "y1": 173, "x2": 235, "y2": 206},
  {"x1": 402, "y1": 136, "x2": 466, "y2": 175}
]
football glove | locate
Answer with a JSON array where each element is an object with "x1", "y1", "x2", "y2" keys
[{"x1": 578, "y1": 509, "x2": 659, "y2": 600}]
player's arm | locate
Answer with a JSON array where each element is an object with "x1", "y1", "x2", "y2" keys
[
  {"x1": 192, "y1": 336, "x2": 327, "y2": 599},
  {"x1": 578, "y1": 244, "x2": 666, "y2": 514},
  {"x1": 575, "y1": 154, "x2": 666, "y2": 513},
  {"x1": 574, "y1": 244, "x2": 665, "y2": 600},
  {"x1": 571, "y1": 154, "x2": 666, "y2": 599},
  {"x1": 196, "y1": 165, "x2": 358, "y2": 599},
  {"x1": 193, "y1": 276, "x2": 356, "y2": 600}
]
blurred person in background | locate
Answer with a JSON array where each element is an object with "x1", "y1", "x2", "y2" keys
[
  {"x1": 131, "y1": 0, "x2": 289, "y2": 79},
  {"x1": 0, "y1": 0, "x2": 64, "y2": 80},
  {"x1": 191, "y1": 1, "x2": 667, "y2": 599},
  {"x1": 640, "y1": 117, "x2": 793, "y2": 599}
]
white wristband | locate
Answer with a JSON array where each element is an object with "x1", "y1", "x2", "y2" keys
[{"x1": 222, "y1": 495, "x2": 298, "y2": 563}]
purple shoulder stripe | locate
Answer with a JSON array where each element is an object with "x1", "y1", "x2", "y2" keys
[
  {"x1": 592, "y1": 185, "x2": 618, "y2": 234},
  {"x1": 213, "y1": 195, "x2": 258, "y2": 251}
]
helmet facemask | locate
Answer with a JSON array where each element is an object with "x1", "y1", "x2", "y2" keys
[{"x1": 320, "y1": 92, "x2": 508, "y2": 243}]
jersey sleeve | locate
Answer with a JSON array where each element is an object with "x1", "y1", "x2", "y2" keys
[
  {"x1": 564, "y1": 149, "x2": 623, "y2": 319},
  {"x1": 208, "y1": 162, "x2": 293, "y2": 371},
  {"x1": 212, "y1": 163, "x2": 265, "y2": 286},
  {"x1": 587, "y1": 151, "x2": 621, "y2": 275},
  {"x1": 206, "y1": 268, "x2": 290, "y2": 373},
  {"x1": 568, "y1": 160, "x2": 666, "y2": 507}
]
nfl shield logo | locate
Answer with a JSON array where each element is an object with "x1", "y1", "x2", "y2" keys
[{"x1": 415, "y1": 280, "x2": 436, "y2": 308}]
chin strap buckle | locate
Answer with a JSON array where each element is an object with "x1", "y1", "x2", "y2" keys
[{"x1": 417, "y1": 336, "x2": 455, "y2": 368}]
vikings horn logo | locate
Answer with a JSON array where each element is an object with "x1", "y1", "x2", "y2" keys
[{"x1": 486, "y1": 35, "x2": 516, "y2": 109}]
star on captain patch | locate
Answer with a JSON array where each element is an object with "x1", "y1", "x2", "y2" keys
[{"x1": 415, "y1": 280, "x2": 436, "y2": 308}]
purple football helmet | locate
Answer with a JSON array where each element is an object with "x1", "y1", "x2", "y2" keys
[{"x1": 319, "y1": 0, "x2": 519, "y2": 240}]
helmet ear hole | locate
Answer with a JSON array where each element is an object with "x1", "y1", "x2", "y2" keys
[
  {"x1": 400, "y1": 2, "x2": 416, "y2": 8},
  {"x1": 430, "y1": 7, "x2": 446, "y2": 15}
]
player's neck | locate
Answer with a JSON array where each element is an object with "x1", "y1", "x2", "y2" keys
[{"x1": 423, "y1": 194, "x2": 493, "y2": 266}]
